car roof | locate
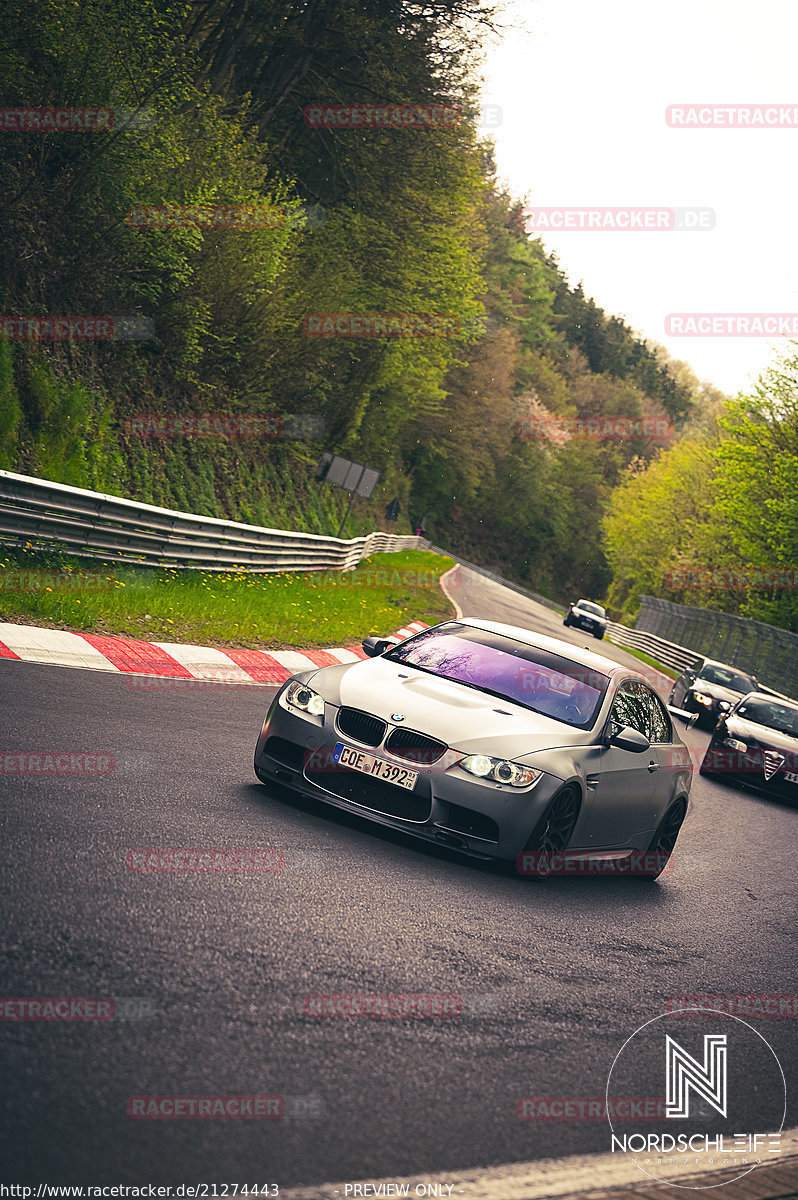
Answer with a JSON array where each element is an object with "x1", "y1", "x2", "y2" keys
[{"x1": 456, "y1": 617, "x2": 625, "y2": 676}]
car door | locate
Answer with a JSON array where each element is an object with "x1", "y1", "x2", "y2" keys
[
  {"x1": 672, "y1": 660, "x2": 701, "y2": 706},
  {"x1": 581, "y1": 681, "x2": 656, "y2": 848},
  {"x1": 645, "y1": 687, "x2": 688, "y2": 831}
]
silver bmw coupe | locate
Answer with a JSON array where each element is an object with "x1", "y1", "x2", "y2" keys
[{"x1": 254, "y1": 619, "x2": 693, "y2": 879}]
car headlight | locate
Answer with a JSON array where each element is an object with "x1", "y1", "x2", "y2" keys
[
  {"x1": 692, "y1": 691, "x2": 714, "y2": 706},
  {"x1": 460, "y1": 754, "x2": 542, "y2": 788},
  {"x1": 723, "y1": 738, "x2": 747, "y2": 752},
  {"x1": 284, "y1": 680, "x2": 325, "y2": 717}
]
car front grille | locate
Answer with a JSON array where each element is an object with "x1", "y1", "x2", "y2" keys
[
  {"x1": 384, "y1": 728, "x2": 447, "y2": 764},
  {"x1": 336, "y1": 707, "x2": 387, "y2": 747},
  {"x1": 305, "y1": 768, "x2": 431, "y2": 823}
]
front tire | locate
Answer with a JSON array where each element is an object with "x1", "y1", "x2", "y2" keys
[
  {"x1": 562, "y1": 616, "x2": 571, "y2": 627},
  {"x1": 593, "y1": 629, "x2": 605, "y2": 640},
  {"x1": 640, "y1": 797, "x2": 687, "y2": 880},
  {"x1": 521, "y1": 785, "x2": 581, "y2": 879}
]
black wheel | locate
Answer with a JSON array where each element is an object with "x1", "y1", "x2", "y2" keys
[
  {"x1": 522, "y1": 785, "x2": 581, "y2": 879},
  {"x1": 562, "y1": 617, "x2": 571, "y2": 627},
  {"x1": 593, "y1": 630, "x2": 605, "y2": 640},
  {"x1": 641, "y1": 797, "x2": 688, "y2": 880}
]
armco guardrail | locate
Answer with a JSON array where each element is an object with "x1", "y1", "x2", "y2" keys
[
  {"x1": 0, "y1": 470, "x2": 425, "y2": 572},
  {"x1": 635, "y1": 594, "x2": 798, "y2": 699},
  {"x1": 426, "y1": 551, "x2": 796, "y2": 700},
  {"x1": 604, "y1": 622, "x2": 698, "y2": 674}
]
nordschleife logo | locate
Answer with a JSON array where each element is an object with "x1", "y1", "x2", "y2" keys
[
  {"x1": 665, "y1": 1033, "x2": 727, "y2": 1119},
  {"x1": 606, "y1": 1011, "x2": 785, "y2": 1188}
]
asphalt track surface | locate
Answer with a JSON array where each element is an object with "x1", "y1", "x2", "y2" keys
[{"x1": 1, "y1": 568, "x2": 796, "y2": 1188}]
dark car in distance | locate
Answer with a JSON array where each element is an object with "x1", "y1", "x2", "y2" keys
[
  {"x1": 669, "y1": 657, "x2": 758, "y2": 729},
  {"x1": 700, "y1": 692, "x2": 798, "y2": 802},
  {"x1": 563, "y1": 599, "x2": 608, "y2": 640}
]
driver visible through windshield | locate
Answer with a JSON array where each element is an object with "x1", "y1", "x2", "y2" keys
[{"x1": 386, "y1": 623, "x2": 610, "y2": 728}]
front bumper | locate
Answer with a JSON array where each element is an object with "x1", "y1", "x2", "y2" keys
[
  {"x1": 253, "y1": 701, "x2": 567, "y2": 862},
  {"x1": 686, "y1": 693, "x2": 725, "y2": 726},
  {"x1": 705, "y1": 743, "x2": 798, "y2": 800},
  {"x1": 571, "y1": 615, "x2": 606, "y2": 635}
]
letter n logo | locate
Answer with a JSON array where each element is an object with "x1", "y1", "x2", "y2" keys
[{"x1": 665, "y1": 1034, "x2": 727, "y2": 1118}]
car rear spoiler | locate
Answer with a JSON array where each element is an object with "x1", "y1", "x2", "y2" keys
[{"x1": 668, "y1": 706, "x2": 699, "y2": 726}]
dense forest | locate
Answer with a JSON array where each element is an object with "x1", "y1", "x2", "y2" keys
[{"x1": 2, "y1": 0, "x2": 794, "y2": 628}]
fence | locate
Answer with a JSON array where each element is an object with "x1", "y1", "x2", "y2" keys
[
  {"x1": 634, "y1": 595, "x2": 798, "y2": 699},
  {"x1": 0, "y1": 470, "x2": 425, "y2": 573}
]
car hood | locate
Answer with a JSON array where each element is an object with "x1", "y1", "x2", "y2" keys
[
  {"x1": 312, "y1": 657, "x2": 596, "y2": 756},
  {"x1": 725, "y1": 716, "x2": 798, "y2": 756}
]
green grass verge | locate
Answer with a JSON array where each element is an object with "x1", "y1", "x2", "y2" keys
[
  {"x1": 607, "y1": 641, "x2": 679, "y2": 680},
  {"x1": 0, "y1": 546, "x2": 456, "y2": 648}
]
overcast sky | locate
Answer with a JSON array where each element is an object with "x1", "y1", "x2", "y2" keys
[{"x1": 479, "y1": 0, "x2": 797, "y2": 397}]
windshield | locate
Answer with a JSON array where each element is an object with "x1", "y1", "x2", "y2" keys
[
  {"x1": 699, "y1": 664, "x2": 757, "y2": 692},
  {"x1": 385, "y1": 623, "x2": 610, "y2": 728},
  {"x1": 735, "y1": 699, "x2": 798, "y2": 736},
  {"x1": 576, "y1": 600, "x2": 605, "y2": 617}
]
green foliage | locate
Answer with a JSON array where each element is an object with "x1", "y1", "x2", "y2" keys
[
  {"x1": 603, "y1": 348, "x2": 798, "y2": 632},
  {"x1": 0, "y1": 342, "x2": 23, "y2": 468},
  {"x1": 2, "y1": 0, "x2": 719, "y2": 610}
]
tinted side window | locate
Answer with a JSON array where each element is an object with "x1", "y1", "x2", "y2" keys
[
  {"x1": 647, "y1": 689, "x2": 672, "y2": 743},
  {"x1": 610, "y1": 682, "x2": 650, "y2": 737}
]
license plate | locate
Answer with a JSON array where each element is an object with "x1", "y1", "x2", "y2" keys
[
  {"x1": 785, "y1": 771, "x2": 798, "y2": 783},
  {"x1": 332, "y1": 743, "x2": 418, "y2": 790}
]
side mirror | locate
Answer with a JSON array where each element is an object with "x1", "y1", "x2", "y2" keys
[
  {"x1": 362, "y1": 636, "x2": 392, "y2": 657},
  {"x1": 668, "y1": 705, "x2": 699, "y2": 725},
  {"x1": 610, "y1": 726, "x2": 650, "y2": 753}
]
